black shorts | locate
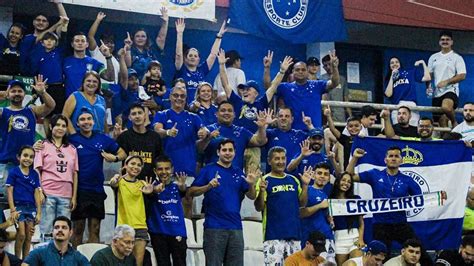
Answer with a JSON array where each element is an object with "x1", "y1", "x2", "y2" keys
[
  {"x1": 44, "y1": 83, "x2": 66, "y2": 117},
  {"x1": 71, "y1": 190, "x2": 106, "y2": 221},
  {"x1": 432, "y1": 92, "x2": 458, "y2": 120}
]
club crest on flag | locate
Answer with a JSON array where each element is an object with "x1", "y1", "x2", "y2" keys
[
  {"x1": 162, "y1": 0, "x2": 204, "y2": 12},
  {"x1": 401, "y1": 145, "x2": 424, "y2": 165},
  {"x1": 402, "y1": 170, "x2": 430, "y2": 218},
  {"x1": 264, "y1": 0, "x2": 308, "y2": 29}
]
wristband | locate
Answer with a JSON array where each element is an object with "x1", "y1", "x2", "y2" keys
[
  {"x1": 114, "y1": 155, "x2": 119, "y2": 162},
  {"x1": 216, "y1": 35, "x2": 222, "y2": 39},
  {"x1": 166, "y1": 129, "x2": 170, "y2": 136},
  {"x1": 279, "y1": 70, "x2": 286, "y2": 75}
]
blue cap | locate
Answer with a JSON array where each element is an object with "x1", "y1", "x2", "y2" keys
[
  {"x1": 365, "y1": 240, "x2": 387, "y2": 255},
  {"x1": 238, "y1": 80, "x2": 259, "y2": 93},
  {"x1": 127, "y1": 68, "x2": 138, "y2": 78},
  {"x1": 7, "y1": 80, "x2": 26, "y2": 91},
  {"x1": 76, "y1": 107, "x2": 94, "y2": 121},
  {"x1": 308, "y1": 127, "x2": 324, "y2": 138}
]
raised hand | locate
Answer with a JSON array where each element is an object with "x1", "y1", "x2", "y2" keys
[
  {"x1": 323, "y1": 105, "x2": 332, "y2": 117},
  {"x1": 113, "y1": 123, "x2": 127, "y2": 139},
  {"x1": 168, "y1": 122, "x2": 179, "y2": 137},
  {"x1": 302, "y1": 112, "x2": 313, "y2": 128},
  {"x1": 258, "y1": 178, "x2": 268, "y2": 191},
  {"x1": 198, "y1": 127, "x2": 209, "y2": 140},
  {"x1": 110, "y1": 173, "x2": 123, "y2": 185},
  {"x1": 329, "y1": 50, "x2": 339, "y2": 68},
  {"x1": 160, "y1": 7, "x2": 169, "y2": 23},
  {"x1": 96, "y1": 12, "x2": 106, "y2": 22},
  {"x1": 414, "y1": 60, "x2": 424, "y2": 67},
  {"x1": 210, "y1": 127, "x2": 220, "y2": 138},
  {"x1": 141, "y1": 176, "x2": 155, "y2": 194},
  {"x1": 175, "y1": 172, "x2": 188, "y2": 187},
  {"x1": 59, "y1": 16, "x2": 69, "y2": 26},
  {"x1": 353, "y1": 148, "x2": 366, "y2": 158},
  {"x1": 217, "y1": 20, "x2": 227, "y2": 37},
  {"x1": 280, "y1": 56, "x2": 294, "y2": 72},
  {"x1": 300, "y1": 139, "x2": 315, "y2": 157},
  {"x1": 154, "y1": 182, "x2": 165, "y2": 193},
  {"x1": 124, "y1": 32, "x2": 133, "y2": 50},
  {"x1": 263, "y1": 50, "x2": 273, "y2": 68},
  {"x1": 32, "y1": 75, "x2": 48, "y2": 95},
  {"x1": 299, "y1": 165, "x2": 313, "y2": 186},
  {"x1": 245, "y1": 169, "x2": 262, "y2": 185},
  {"x1": 175, "y1": 18, "x2": 185, "y2": 33},
  {"x1": 217, "y1": 48, "x2": 228, "y2": 65},
  {"x1": 380, "y1": 108, "x2": 390, "y2": 119},
  {"x1": 208, "y1": 171, "x2": 221, "y2": 188},
  {"x1": 99, "y1": 39, "x2": 112, "y2": 57}
]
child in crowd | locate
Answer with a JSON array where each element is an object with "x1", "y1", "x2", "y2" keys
[
  {"x1": 140, "y1": 60, "x2": 168, "y2": 113},
  {"x1": 6, "y1": 146, "x2": 41, "y2": 259},
  {"x1": 109, "y1": 155, "x2": 160, "y2": 266}
]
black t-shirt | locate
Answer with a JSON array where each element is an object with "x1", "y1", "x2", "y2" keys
[
  {"x1": 338, "y1": 134, "x2": 354, "y2": 169},
  {"x1": 394, "y1": 124, "x2": 419, "y2": 138},
  {"x1": 117, "y1": 128, "x2": 163, "y2": 180},
  {"x1": 436, "y1": 250, "x2": 471, "y2": 266}
]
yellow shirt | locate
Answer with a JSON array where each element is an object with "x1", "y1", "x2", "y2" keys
[
  {"x1": 464, "y1": 207, "x2": 474, "y2": 231},
  {"x1": 284, "y1": 251, "x2": 325, "y2": 266},
  {"x1": 117, "y1": 178, "x2": 147, "y2": 229}
]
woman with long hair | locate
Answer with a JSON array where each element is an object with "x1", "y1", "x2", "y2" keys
[
  {"x1": 189, "y1": 82, "x2": 218, "y2": 126},
  {"x1": 0, "y1": 23, "x2": 25, "y2": 75},
  {"x1": 330, "y1": 172, "x2": 365, "y2": 266}
]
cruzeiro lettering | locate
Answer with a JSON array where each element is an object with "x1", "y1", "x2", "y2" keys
[{"x1": 346, "y1": 195, "x2": 424, "y2": 214}]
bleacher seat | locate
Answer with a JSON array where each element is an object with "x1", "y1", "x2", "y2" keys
[
  {"x1": 195, "y1": 249, "x2": 205, "y2": 266},
  {"x1": 104, "y1": 185, "x2": 115, "y2": 215},
  {"x1": 185, "y1": 218, "x2": 201, "y2": 248},
  {"x1": 146, "y1": 246, "x2": 157, "y2": 266},
  {"x1": 244, "y1": 250, "x2": 264, "y2": 265},
  {"x1": 195, "y1": 219, "x2": 204, "y2": 247},
  {"x1": 186, "y1": 249, "x2": 196, "y2": 266},
  {"x1": 242, "y1": 220, "x2": 263, "y2": 251},
  {"x1": 3, "y1": 209, "x2": 16, "y2": 233},
  {"x1": 76, "y1": 243, "x2": 108, "y2": 261}
]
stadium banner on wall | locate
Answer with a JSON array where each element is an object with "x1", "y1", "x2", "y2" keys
[
  {"x1": 352, "y1": 137, "x2": 471, "y2": 250},
  {"x1": 329, "y1": 192, "x2": 445, "y2": 216},
  {"x1": 62, "y1": 0, "x2": 216, "y2": 21},
  {"x1": 228, "y1": 0, "x2": 347, "y2": 44}
]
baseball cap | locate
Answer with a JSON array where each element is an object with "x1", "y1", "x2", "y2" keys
[
  {"x1": 365, "y1": 240, "x2": 387, "y2": 255},
  {"x1": 239, "y1": 80, "x2": 259, "y2": 92},
  {"x1": 127, "y1": 68, "x2": 138, "y2": 78},
  {"x1": 306, "y1": 57, "x2": 320, "y2": 66},
  {"x1": 308, "y1": 127, "x2": 324, "y2": 138},
  {"x1": 307, "y1": 231, "x2": 326, "y2": 253},
  {"x1": 7, "y1": 80, "x2": 26, "y2": 91},
  {"x1": 76, "y1": 107, "x2": 94, "y2": 121}
]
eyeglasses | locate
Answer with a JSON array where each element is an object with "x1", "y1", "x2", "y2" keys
[{"x1": 171, "y1": 93, "x2": 186, "y2": 99}]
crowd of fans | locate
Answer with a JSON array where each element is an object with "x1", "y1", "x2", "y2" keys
[{"x1": 0, "y1": 1, "x2": 472, "y2": 266}]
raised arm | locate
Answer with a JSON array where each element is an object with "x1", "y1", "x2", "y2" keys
[
  {"x1": 155, "y1": 7, "x2": 169, "y2": 51},
  {"x1": 262, "y1": 50, "x2": 273, "y2": 90},
  {"x1": 265, "y1": 56, "x2": 293, "y2": 102},
  {"x1": 62, "y1": 94, "x2": 77, "y2": 134},
  {"x1": 414, "y1": 60, "x2": 431, "y2": 82},
  {"x1": 31, "y1": 75, "x2": 56, "y2": 118},
  {"x1": 346, "y1": 148, "x2": 366, "y2": 182},
  {"x1": 117, "y1": 48, "x2": 128, "y2": 89},
  {"x1": 326, "y1": 50, "x2": 340, "y2": 91},
  {"x1": 123, "y1": 32, "x2": 133, "y2": 67},
  {"x1": 217, "y1": 49, "x2": 232, "y2": 99},
  {"x1": 324, "y1": 106, "x2": 341, "y2": 139},
  {"x1": 206, "y1": 21, "x2": 227, "y2": 70},
  {"x1": 175, "y1": 18, "x2": 185, "y2": 70},
  {"x1": 380, "y1": 109, "x2": 397, "y2": 139},
  {"x1": 87, "y1": 12, "x2": 106, "y2": 51},
  {"x1": 287, "y1": 139, "x2": 315, "y2": 172},
  {"x1": 249, "y1": 110, "x2": 272, "y2": 147},
  {"x1": 298, "y1": 166, "x2": 312, "y2": 207},
  {"x1": 98, "y1": 40, "x2": 115, "y2": 81},
  {"x1": 384, "y1": 70, "x2": 396, "y2": 98}
]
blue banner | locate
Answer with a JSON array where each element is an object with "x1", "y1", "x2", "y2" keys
[{"x1": 229, "y1": 0, "x2": 347, "y2": 44}]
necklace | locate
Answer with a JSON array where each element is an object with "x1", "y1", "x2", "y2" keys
[{"x1": 387, "y1": 172, "x2": 399, "y2": 193}]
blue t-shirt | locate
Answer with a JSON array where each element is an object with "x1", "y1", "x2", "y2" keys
[
  {"x1": 204, "y1": 123, "x2": 253, "y2": 169},
  {"x1": 277, "y1": 80, "x2": 328, "y2": 130},
  {"x1": 32, "y1": 47, "x2": 65, "y2": 84},
  {"x1": 175, "y1": 63, "x2": 210, "y2": 104},
  {"x1": 386, "y1": 67, "x2": 424, "y2": 104},
  {"x1": 63, "y1": 56, "x2": 105, "y2": 97},
  {"x1": 6, "y1": 166, "x2": 40, "y2": 205},
  {"x1": 229, "y1": 91, "x2": 269, "y2": 133},
  {"x1": 265, "y1": 128, "x2": 308, "y2": 171},
  {"x1": 69, "y1": 132, "x2": 119, "y2": 193},
  {"x1": 333, "y1": 195, "x2": 361, "y2": 231},
  {"x1": 70, "y1": 92, "x2": 106, "y2": 133},
  {"x1": 192, "y1": 163, "x2": 249, "y2": 230},
  {"x1": 0, "y1": 107, "x2": 36, "y2": 164},
  {"x1": 292, "y1": 152, "x2": 331, "y2": 177},
  {"x1": 153, "y1": 109, "x2": 202, "y2": 176},
  {"x1": 19, "y1": 34, "x2": 43, "y2": 76},
  {"x1": 131, "y1": 45, "x2": 163, "y2": 80},
  {"x1": 260, "y1": 173, "x2": 302, "y2": 241},
  {"x1": 195, "y1": 104, "x2": 218, "y2": 126},
  {"x1": 359, "y1": 168, "x2": 422, "y2": 224},
  {"x1": 301, "y1": 186, "x2": 334, "y2": 244},
  {"x1": 147, "y1": 182, "x2": 186, "y2": 237}
]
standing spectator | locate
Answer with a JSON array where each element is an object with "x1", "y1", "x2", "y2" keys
[
  {"x1": 346, "y1": 147, "x2": 423, "y2": 256},
  {"x1": 6, "y1": 146, "x2": 41, "y2": 259},
  {"x1": 284, "y1": 231, "x2": 327, "y2": 266},
  {"x1": 0, "y1": 23, "x2": 25, "y2": 75},
  {"x1": 90, "y1": 224, "x2": 136, "y2": 266},
  {"x1": 63, "y1": 32, "x2": 114, "y2": 98},
  {"x1": 22, "y1": 216, "x2": 89, "y2": 266},
  {"x1": 330, "y1": 172, "x2": 364, "y2": 266},
  {"x1": 342, "y1": 240, "x2": 387, "y2": 266},
  {"x1": 452, "y1": 102, "x2": 474, "y2": 144},
  {"x1": 384, "y1": 57, "x2": 430, "y2": 126},
  {"x1": 148, "y1": 156, "x2": 187, "y2": 266},
  {"x1": 128, "y1": 7, "x2": 169, "y2": 79},
  {"x1": 63, "y1": 71, "x2": 107, "y2": 133},
  {"x1": 275, "y1": 51, "x2": 340, "y2": 130},
  {"x1": 0, "y1": 77, "x2": 54, "y2": 198},
  {"x1": 34, "y1": 114, "x2": 78, "y2": 238},
  {"x1": 188, "y1": 139, "x2": 258, "y2": 266},
  {"x1": 306, "y1": 57, "x2": 320, "y2": 81},
  {"x1": 116, "y1": 103, "x2": 163, "y2": 180},
  {"x1": 255, "y1": 146, "x2": 311, "y2": 265},
  {"x1": 69, "y1": 109, "x2": 126, "y2": 247},
  {"x1": 213, "y1": 50, "x2": 246, "y2": 97},
  {"x1": 189, "y1": 82, "x2": 218, "y2": 126},
  {"x1": 381, "y1": 106, "x2": 419, "y2": 138},
  {"x1": 321, "y1": 54, "x2": 352, "y2": 122},
  {"x1": 110, "y1": 155, "x2": 159, "y2": 266},
  {"x1": 174, "y1": 18, "x2": 226, "y2": 103},
  {"x1": 384, "y1": 238, "x2": 422, "y2": 266},
  {"x1": 428, "y1": 30, "x2": 466, "y2": 128}
]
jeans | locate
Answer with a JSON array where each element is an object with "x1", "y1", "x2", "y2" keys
[
  {"x1": 40, "y1": 195, "x2": 71, "y2": 235},
  {"x1": 203, "y1": 229, "x2": 244, "y2": 266}
]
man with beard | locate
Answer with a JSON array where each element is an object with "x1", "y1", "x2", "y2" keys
[
  {"x1": 23, "y1": 216, "x2": 89, "y2": 265},
  {"x1": 90, "y1": 225, "x2": 136, "y2": 266},
  {"x1": 452, "y1": 102, "x2": 474, "y2": 144},
  {"x1": 385, "y1": 238, "x2": 422, "y2": 266},
  {"x1": 385, "y1": 116, "x2": 439, "y2": 141},
  {"x1": 381, "y1": 107, "x2": 419, "y2": 138},
  {"x1": 0, "y1": 78, "x2": 55, "y2": 197},
  {"x1": 436, "y1": 235, "x2": 474, "y2": 266}
]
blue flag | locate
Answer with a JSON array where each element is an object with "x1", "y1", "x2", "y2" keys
[{"x1": 229, "y1": 0, "x2": 347, "y2": 44}]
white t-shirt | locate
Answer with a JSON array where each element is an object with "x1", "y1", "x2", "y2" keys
[
  {"x1": 89, "y1": 46, "x2": 120, "y2": 84},
  {"x1": 452, "y1": 121, "x2": 474, "y2": 143},
  {"x1": 347, "y1": 256, "x2": 363, "y2": 266},
  {"x1": 342, "y1": 125, "x2": 369, "y2": 137},
  {"x1": 213, "y1": 67, "x2": 246, "y2": 97},
  {"x1": 428, "y1": 50, "x2": 466, "y2": 97}
]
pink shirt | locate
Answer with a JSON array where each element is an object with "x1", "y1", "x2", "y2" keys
[{"x1": 34, "y1": 141, "x2": 78, "y2": 198}]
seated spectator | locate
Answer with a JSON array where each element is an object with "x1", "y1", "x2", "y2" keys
[
  {"x1": 384, "y1": 238, "x2": 422, "y2": 266},
  {"x1": 23, "y1": 216, "x2": 89, "y2": 266},
  {"x1": 464, "y1": 188, "x2": 474, "y2": 235},
  {"x1": 384, "y1": 116, "x2": 440, "y2": 141},
  {"x1": 63, "y1": 71, "x2": 107, "y2": 133},
  {"x1": 435, "y1": 235, "x2": 474, "y2": 266},
  {"x1": 342, "y1": 240, "x2": 387, "y2": 266},
  {"x1": 213, "y1": 50, "x2": 246, "y2": 98},
  {"x1": 452, "y1": 102, "x2": 474, "y2": 144},
  {"x1": 384, "y1": 57, "x2": 430, "y2": 126},
  {"x1": 0, "y1": 228, "x2": 12, "y2": 265},
  {"x1": 0, "y1": 23, "x2": 25, "y2": 75},
  {"x1": 90, "y1": 224, "x2": 136, "y2": 266},
  {"x1": 381, "y1": 106, "x2": 418, "y2": 138},
  {"x1": 189, "y1": 82, "x2": 218, "y2": 126},
  {"x1": 344, "y1": 105, "x2": 378, "y2": 137},
  {"x1": 284, "y1": 231, "x2": 327, "y2": 265}
]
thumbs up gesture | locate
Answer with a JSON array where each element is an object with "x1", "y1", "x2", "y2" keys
[{"x1": 167, "y1": 122, "x2": 179, "y2": 137}]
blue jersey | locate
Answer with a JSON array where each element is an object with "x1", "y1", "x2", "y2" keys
[
  {"x1": 292, "y1": 152, "x2": 331, "y2": 177},
  {"x1": 204, "y1": 123, "x2": 253, "y2": 169},
  {"x1": 6, "y1": 166, "x2": 40, "y2": 205},
  {"x1": 153, "y1": 109, "x2": 202, "y2": 176},
  {"x1": 195, "y1": 104, "x2": 218, "y2": 126},
  {"x1": 277, "y1": 80, "x2": 328, "y2": 130},
  {"x1": 359, "y1": 168, "x2": 422, "y2": 224},
  {"x1": 258, "y1": 173, "x2": 302, "y2": 241},
  {"x1": 0, "y1": 107, "x2": 36, "y2": 164},
  {"x1": 147, "y1": 182, "x2": 186, "y2": 237},
  {"x1": 70, "y1": 92, "x2": 106, "y2": 133},
  {"x1": 130, "y1": 45, "x2": 162, "y2": 79},
  {"x1": 69, "y1": 132, "x2": 119, "y2": 193},
  {"x1": 229, "y1": 91, "x2": 269, "y2": 133},
  {"x1": 192, "y1": 163, "x2": 249, "y2": 230},
  {"x1": 32, "y1": 47, "x2": 65, "y2": 84},
  {"x1": 265, "y1": 128, "x2": 308, "y2": 171},
  {"x1": 20, "y1": 34, "x2": 43, "y2": 76},
  {"x1": 386, "y1": 67, "x2": 424, "y2": 104},
  {"x1": 175, "y1": 63, "x2": 210, "y2": 104},
  {"x1": 301, "y1": 187, "x2": 333, "y2": 245},
  {"x1": 63, "y1": 56, "x2": 105, "y2": 97}
]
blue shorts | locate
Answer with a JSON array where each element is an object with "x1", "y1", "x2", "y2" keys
[{"x1": 16, "y1": 203, "x2": 37, "y2": 223}]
